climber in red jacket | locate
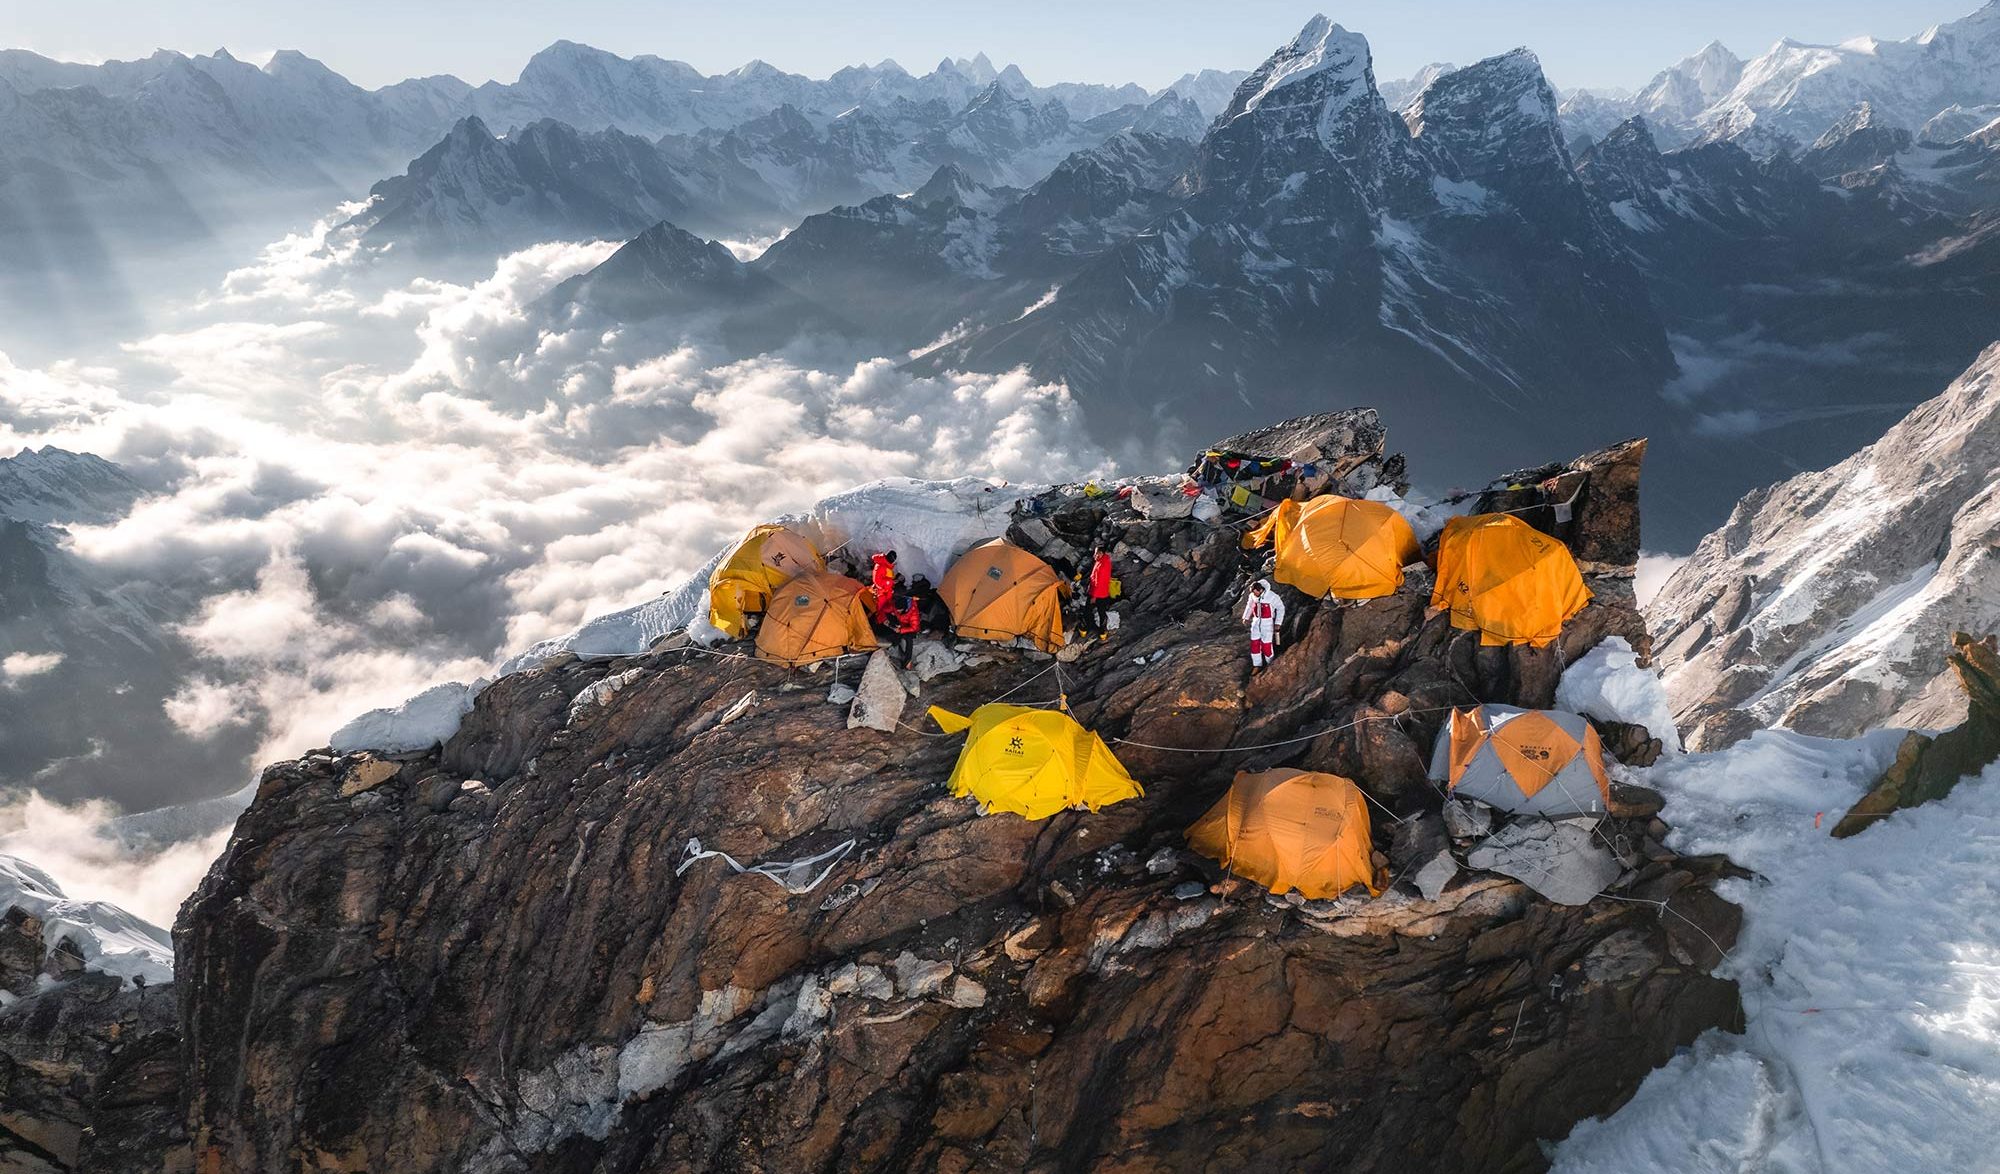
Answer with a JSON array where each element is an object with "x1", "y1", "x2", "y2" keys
[
  {"x1": 870, "y1": 550, "x2": 897, "y2": 623},
  {"x1": 1087, "y1": 546, "x2": 1113, "y2": 640},
  {"x1": 891, "y1": 591, "x2": 921, "y2": 669}
]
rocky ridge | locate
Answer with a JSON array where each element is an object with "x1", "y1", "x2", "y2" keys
[{"x1": 157, "y1": 415, "x2": 1742, "y2": 1173}]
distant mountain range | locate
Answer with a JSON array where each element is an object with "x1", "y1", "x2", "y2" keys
[
  {"x1": 344, "y1": 88, "x2": 1209, "y2": 251},
  {"x1": 0, "y1": 447, "x2": 258, "y2": 810},
  {"x1": 4, "y1": 6, "x2": 2000, "y2": 541},
  {"x1": 497, "y1": 17, "x2": 2000, "y2": 542},
  {"x1": 1559, "y1": 3, "x2": 2000, "y2": 152}
]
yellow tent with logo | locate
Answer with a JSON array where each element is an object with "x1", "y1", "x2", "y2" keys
[
  {"x1": 926, "y1": 703, "x2": 1142, "y2": 819},
  {"x1": 938, "y1": 539, "x2": 1069, "y2": 653},
  {"x1": 1186, "y1": 769, "x2": 1378, "y2": 898},
  {"x1": 1430, "y1": 513, "x2": 1591, "y2": 646},
  {"x1": 754, "y1": 572, "x2": 876, "y2": 667},
  {"x1": 709, "y1": 524, "x2": 825, "y2": 639},
  {"x1": 1428, "y1": 704, "x2": 1611, "y2": 816},
  {"x1": 1243, "y1": 496, "x2": 1420, "y2": 600}
]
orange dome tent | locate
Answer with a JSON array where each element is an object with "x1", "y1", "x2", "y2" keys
[
  {"x1": 754, "y1": 572, "x2": 877, "y2": 667},
  {"x1": 938, "y1": 539, "x2": 1069, "y2": 653},
  {"x1": 709, "y1": 524, "x2": 825, "y2": 639},
  {"x1": 1186, "y1": 769, "x2": 1378, "y2": 897},
  {"x1": 1430, "y1": 514, "x2": 1591, "y2": 646},
  {"x1": 1243, "y1": 495, "x2": 1420, "y2": 599}
]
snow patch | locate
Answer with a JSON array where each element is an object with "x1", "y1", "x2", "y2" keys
[
  {"x1": 1556, "y1": 637, "x2": 1682, "y2": 752},
  {"x1": 330, "y1": 679, "x2": 486, "y2": 754},
  {"x1": 1556, "y1": 732, "x2": 2000, "y2": 1173},
  {"x1": 0, "y1": 854, "x2": 174, "y2": 988}
]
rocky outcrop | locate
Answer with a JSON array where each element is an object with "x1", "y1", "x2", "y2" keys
[
  {"x1": 1650, "y1": 344, "x2": 2000, "y2": 750},
  {"x1": 0, "y1": 971, "x2": 184, "y2": 1173},
  {"x1": 1834, "y1": 632, "x2": 2000, "y2": 837},
  {"x1": 174, "y1": 426, "x2": 1736, "y2": 1173}
]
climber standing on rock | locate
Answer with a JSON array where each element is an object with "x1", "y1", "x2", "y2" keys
[
  {"x1": 870, "y1": 549, "x2": 898, "y2": 624},
  {"x1": 1087, "y1": 545, "x2": 1114, "y2": 640},
  {"x1": 890, "y1": 590, "x2": 921, "y2": 670},
  {"x1": 1242, "y1": 578, "x2": 1284, "y2": 671}
]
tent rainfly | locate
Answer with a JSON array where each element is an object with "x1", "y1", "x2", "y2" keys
[
  {"x1": 937, "y1": 539, "x2": 1069, "y2": 653},
  {"x1": 709, "y1": 524, "x2": 824, "y2": 639},
  {"x1": 754, "y1": 572, "x2": 877, "y2": 668},
  {"x1": 1244, "y1": 495, "x2": 1420, "y2": 600}
]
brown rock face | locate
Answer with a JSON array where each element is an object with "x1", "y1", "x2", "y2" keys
[
  {"x1": 0, "y1": 975, "x2": 185, "y2": 1172},
  {"x1": 175, "y1": 432, "x2": 1737, "y2": 1173}
]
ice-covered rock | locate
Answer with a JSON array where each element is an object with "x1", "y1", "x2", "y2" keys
[
  {"x1": 0, "y1": 856, "x2": 173, "y2": 989},
  {"x1": 330, "y1": 679, "x2": 486, "y2": 754}
]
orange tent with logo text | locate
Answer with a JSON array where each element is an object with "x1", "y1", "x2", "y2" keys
[
  {"x1": 1243, "y1": 495, "x2": 1420, "y2": 599},
  {"x1": 1186, "y1": 769, "x2": 1378, "y2": 897},
  {"x1": 754, "y1": 572, "x2": 876, "y2": 667},
  {"x1": 1430, "y1": 513, "x2": 1590, "y2": 646}
]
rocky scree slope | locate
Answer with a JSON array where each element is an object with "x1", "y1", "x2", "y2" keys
[
  {"x1": 172, "y1": 420, "x2": 1738, "y2": 1173},
  {"x1": 1650, "y1": 342, "x2": 2000, "y2": 750}
]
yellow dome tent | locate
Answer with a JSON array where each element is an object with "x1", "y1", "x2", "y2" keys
[
  {"x1": 938, "y1": 539, "x2": 1069, "y2": 653},
  {"x1": 1186, "y1": 769, "x2": 1378, "y2": 898},
  {"x1": 754, "y1": 572, "x2": 877, "y2": 667},
  {"x1": 1428, "y1": 705, "x2": 1612, "y2": 817},
  {"x1": 709, "y1": 524, "x2": 825, "y2": 639},
  {"x1": 1430, "y1": 514, "x2": 1591, "y2": 646},
  {"x1": 1243, "y1": 496, "x2": 1420, "y2": 600},
  {"x1": 926, "y1": 703, "x2": 1143, "y2": 819}
]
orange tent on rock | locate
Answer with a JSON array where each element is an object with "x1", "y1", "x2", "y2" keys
[
  {"x1": 1430, "y1": 514, "x2": 1590, "y2": 646},
  {"x1": 938, "y1": 539, "x2": 1069, "y2": 653},
  {"x1": 754, "y1": 572, "x2": 877, "y2": 667},
  {"x1": 1244, "y1": 495, "x2": 1420, "y2": 600},
  {"x1": 1186, "y1": 769, "x2": 1378, "y2": 898},
  {"x1": 1429, "y1": 705, "x2": 1612, "y2": 817}
]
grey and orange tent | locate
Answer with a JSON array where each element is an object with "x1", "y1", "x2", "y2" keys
[
  {"x1": 1430, "y1": 514, "x2": 1590, "y2": 646},
  {"x1": 938, "y1": 539, "x2": 1069, "y2": 653},
  {"x1": 1185, "y1": 769, "x2": 1378, "y2": 897},
  {"x1": 754, "y1": 572, "x2": 877, "y2": 668},
  {"x1": 1428, "y1": 705, "x2": 1611, "y2": 817}
]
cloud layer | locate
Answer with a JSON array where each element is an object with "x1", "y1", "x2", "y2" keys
[{"x1": 1, "y1": 214, "x2": 1112, "y2": 914}]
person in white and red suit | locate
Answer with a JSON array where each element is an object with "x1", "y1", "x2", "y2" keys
[{"x1": 1240, "y1": 578, "x2": 1285, "y2": 670}]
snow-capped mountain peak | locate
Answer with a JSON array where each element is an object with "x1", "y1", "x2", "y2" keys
[
  {"x1": 1227, "y1": 15, "x2": 1372, "y2": 122},
  {"x1": 0, "y1": 446, "x2": 146, "y2": 526}
]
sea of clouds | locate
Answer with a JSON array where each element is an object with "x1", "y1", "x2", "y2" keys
[{"x1": 0, "y1": 210, "x2": 1114, "y2": 921}]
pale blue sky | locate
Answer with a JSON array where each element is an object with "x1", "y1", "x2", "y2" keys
[{"x1": 9, "y1": 0, "x2": 1982, "y2": 93}]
